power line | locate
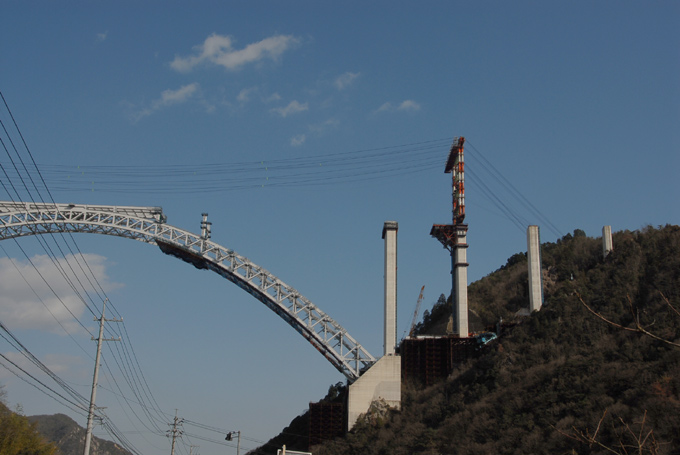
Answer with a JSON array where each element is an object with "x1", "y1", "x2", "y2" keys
[
  {"x1": 465, "y1": 140, "x2": 563, "y2": 238},
  {"x1": 0, "y1": 90, "x2": 170, "y2": 454},
  {"x1": 24, "y1": 139, "x2": 451, "y2": 194}
]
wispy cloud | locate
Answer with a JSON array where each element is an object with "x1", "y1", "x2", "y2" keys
[
  {"x1": 270, "y1": 100, "x2": 308, "y2": 118},
  {"x1": 171, "y1": 33, "x2": 300, "y2": 72},
  {"x1": 237, "y1": 87, "x2": 257, "y2": 103},
  {"x1": 96, "y1": 31, "x2": 108, "y2": 42},
  {"x1": 133, "y1": 83, "x2": 202, "y2": 120},
  {"x1": 308, "y1": 118, "x2": 340, "y2": 135},
  {"x1": 290, "y1": 134, "x2": 306, "y2": 146},
  {"x1": 0, "y1": 254, "x2": 120, "y2": 333},
  {"x1": 0, "y1": 351, "x2": 88, "y2": 382},
  {"x1": 375, "y1": 99, "x2": 421, "y2": 113},
  {"x1": 397, "y1": 100, "x2": 421, "y2": 111},
  {"x1": 334, "y1": 72, "x2": 360, "y2": 90},
  {"x1": 156, "y1": 83, "x2": 199, "y2": 106},
  {"x1": 290, "y1": 118, "x2": 339, "y2": 147},
  {"x1": 266, "y1": 92, "x2": 282, "y2": 103}
]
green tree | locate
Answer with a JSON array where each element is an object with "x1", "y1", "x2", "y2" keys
[{"x1": 0, "y1": 386, "x2": 57, "y2": 455}]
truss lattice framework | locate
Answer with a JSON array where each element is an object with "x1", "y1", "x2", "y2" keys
[{"x1": 0, "y1": 201, "x2": 376, "y2": 381}]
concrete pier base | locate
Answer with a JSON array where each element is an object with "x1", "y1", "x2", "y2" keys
[{"x1": 347, "y1": 355, "x2": 401, "y2": 430}]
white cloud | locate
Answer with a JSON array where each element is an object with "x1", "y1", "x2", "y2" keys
[
  {"x1": 171, "y1": 33, "x2": 300, "y2": 72},
  {"x1": 154, "y1": 83, "x2": 199, "y2": 108},
  {"x1": 375, "y1": 99, "x2": 421, "y2": 113},
  {"x1": 309, "y1": 118, "x2": 339, "y2": 135},
  {"x1": 0, "y1": 351, "x2": 88, "y2": 383},
  {"x1": 237, "y1": 87, "x2": 257, "y2": 103},
  {"x1": 0, "y1": 254, "x2": 121, "y2": 334},
  {"x1": 266, "y1": 92, "x2": 282, "y2": 103},
  {"x1": 397, "y1": 99, "x2": 421, "y2": 111},
  {"x1": 132, "y1": 83, "x2": 200, "y2": 121},
  {"x1": 376, "y1": 102, "x2": 394, "y2": 113},
  {"x1": 334, "y1": 72, "x2": 360, "y2": 90},
  {"x1": 290, "y1": 134, "x2": 306, "y2": 146},
  {"x1": 270, "y1": 100, "x2": 308, "y2": 118},
  {"x1": 289, "y1": 118, "x2": 339, "y2": 147},
  {"x1": 96, "y1": 31, "x2": 108, "y2": 42}
]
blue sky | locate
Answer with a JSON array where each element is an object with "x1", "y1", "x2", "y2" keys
[{"x1": 1, "y1": 2, "x2": 678, "y2": 454}]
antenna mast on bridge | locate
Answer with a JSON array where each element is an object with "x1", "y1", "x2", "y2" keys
[{"x1": 430, "y1": 137, "x2": 469, "y2": 337}]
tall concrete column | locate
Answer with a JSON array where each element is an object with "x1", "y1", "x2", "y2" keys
[
  {"x1": 453, "y1": 226, "x2": 469, "y2": 336},
  {"x1": 602, "y1": 225, "x2": 613, "y2": 258},
  {"x1": 382, "y1": 221, "x2": 398, "y2": 356},
  {"x1": 527, "y1": 225, "x2": 543, "y2": 312}
]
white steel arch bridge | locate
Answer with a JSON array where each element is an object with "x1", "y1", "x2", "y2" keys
[{"x1": 0, "y1": 201, "x2": 376, "y2": 381}]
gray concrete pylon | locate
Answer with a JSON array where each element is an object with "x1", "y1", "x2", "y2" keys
[
  {"x1": 382, "y1": 221, "x2": 398, "y2": 356},
  {"x1": 602, "y1": 225, "x2": 613, "y2": 258},
  {"x1": 453, "y1": 226, "x2": 469, "y2": 336},
  {"x1": 527, "y1": 225, "x2": 543, "y2": 312}
]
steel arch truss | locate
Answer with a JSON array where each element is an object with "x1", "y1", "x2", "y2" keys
[{"x1": 0, "y1": 201, "x2": 376, "y2": 381}]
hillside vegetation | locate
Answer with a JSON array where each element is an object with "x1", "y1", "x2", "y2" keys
[
  {"x1": 0, "y1": 387, "x2": 57, "y2": 455},
  {"x1": 311, "y1": 225, "x2": 680, "y2": 454},
  {"x1": 0, "y1": 384, "x2": 131, "y2": 455}
]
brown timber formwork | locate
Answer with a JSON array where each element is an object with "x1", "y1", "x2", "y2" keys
[
  {"x1": 309, "y1": 402, "x2": 345, "y2": 448},
  {"x1": 401, "y1": 336, "x2": 478, "y2": 386}
]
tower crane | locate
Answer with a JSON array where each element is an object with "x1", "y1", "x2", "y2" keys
[{"x1": 408, "y1": 285, "x2": 425, "y2": 338}]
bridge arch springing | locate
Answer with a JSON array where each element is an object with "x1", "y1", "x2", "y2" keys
[{"x1": 0, "y1": 201, "x2": 376, "y2": 381}]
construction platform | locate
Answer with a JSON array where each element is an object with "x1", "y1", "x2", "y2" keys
[
  {"x1": 400, "y1": 336, "x2": 478, "y2": 386},
  {"x1": 309, "y1": 401, "x2": 345, "y2": 447}
]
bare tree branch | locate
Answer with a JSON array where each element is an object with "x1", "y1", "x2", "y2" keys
[
  {"x1": 576, "y1": 292, "x2": 680, "y2": 348},
  {"x1": 660, "y1": 291, "x2": 680, "y2": 319},
  {"x1": 553, "y1": 409, "x2": 660, "y2": 455}
]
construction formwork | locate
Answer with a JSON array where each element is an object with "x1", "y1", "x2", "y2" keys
[
  {"x1": 309, "y1": 402, "x2": 345, "y2": 448},
  {"x1": 400, "y1": 336, "x2": 477, "y2": 386}
]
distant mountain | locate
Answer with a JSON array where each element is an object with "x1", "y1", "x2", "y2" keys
[{"x1": 28, "y1": 413, "x2": 132, "y2": 455}]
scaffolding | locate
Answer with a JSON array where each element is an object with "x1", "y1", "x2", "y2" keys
[{"x1": 430, "y1": 137, "x2": 470, "y2": 337}]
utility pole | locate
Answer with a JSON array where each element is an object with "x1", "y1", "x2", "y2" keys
[
  {"x1": 168, "y1": 410, "x2": 184, "y2": 455},
  {"x1": 83, "y1": 299, "x2": 121, "y2": 455}
]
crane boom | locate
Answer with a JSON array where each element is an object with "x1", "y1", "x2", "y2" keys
[{"x1": 408, "y1": 285, "x2": 426, "y2": 338}]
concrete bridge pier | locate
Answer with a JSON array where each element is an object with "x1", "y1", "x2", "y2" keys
[
  {"x1": 527, "y1": 225, "x2": 543, "y2": 312},
  {"x1": 346, "y1": 221, "x2": 402, "y2": 429},
  {"x1": 602, "y1": 225, "x2": 613, "y2": 258}
]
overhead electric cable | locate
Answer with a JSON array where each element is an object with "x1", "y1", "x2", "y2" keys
[
  {"x1": 0, "y1": 350, "x2": 89, "y2": 413},
  {"x1": 1, "y1": 90, "x2": 171, "y2": 452},
  {"x1": 465, "y1": 165, "x2": 528, "y2": 232},
  {"x1": 29, "y1": 138, "x2": 452, "y2": 194},
  {"x1": 466, "y1": 140, "x2": 563, "y2": 237}
]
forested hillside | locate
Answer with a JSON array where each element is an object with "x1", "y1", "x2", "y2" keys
[
  {"x1": 0, "y1": 390, "x2": 57, "y2": 455},
  {"x1": 311, "y1": 225, "x2": 680, "y2": 455}
]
